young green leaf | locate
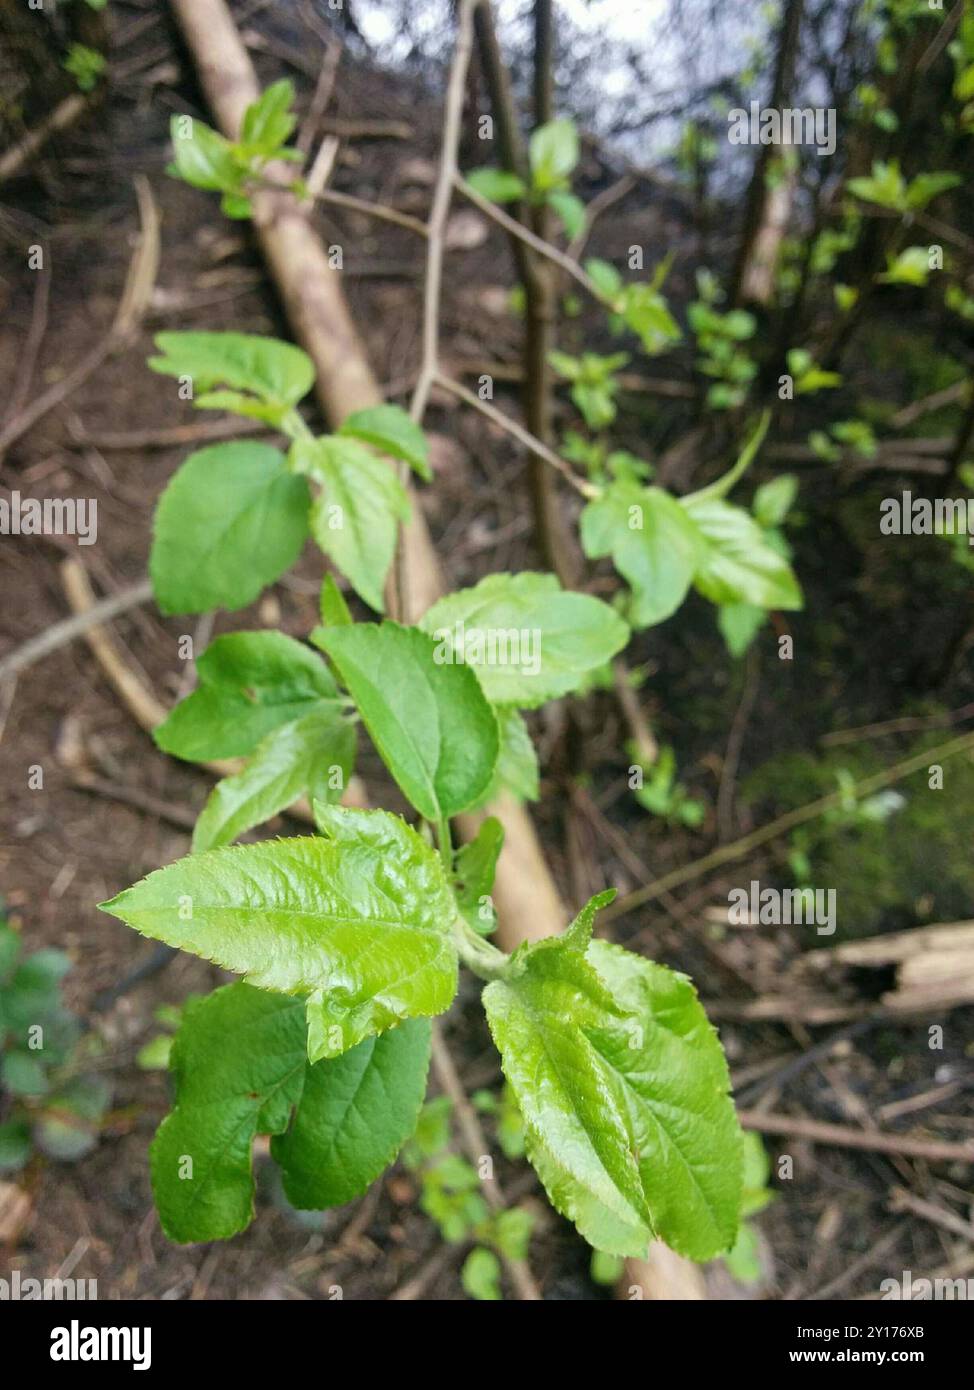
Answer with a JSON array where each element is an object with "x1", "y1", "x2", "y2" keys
[
  {"x1": 584, "y1": 257, "x2": 624, "y2": 304},
  {"x1": 717, "y1": 602, "x2": 766, "y2": 658},
  {"x1": 168, "y1": 116, "x2": 239, "y2": 192},
  {"x1": 295, "y1": 436, "x2": 410, "y2": 613},
  {"x1": 150, "y1": 984, "x2": 307, "y2": 1242},
  {"x1": 529, "y1": 118, "x2": 579, "y2": 192},
  {"x1": 419, "y1": 571, "x2": 629, "y2": 708},
  {"x1": 524, "y1": 1123, "x2": 651, "y2": 1258},
  {"x1": 548, "y1": 190, "x2": 586, "y2": 239},
  {"x1": 149, "y1": 331, "x2": 314, "y2": 418},
  {"x1": 150, "y1": 441, "x2": 310, "y2": 615},
  {"x1": 155, "y1": 631, "x2": 340, "y2": 762},
  {"x1": 338, "y1": 404, "x2": 432, "y2": 481},
  {"x1": 581, "y1": 482, "x2": 704, "y2": 629},
  {"x1": 461, "y1": 1247, "x2": 502, "y2": 1301},
  {"x1": 191, "y1": 707, "x2": 355, "y2": 852},
  {"x1": 453, "y1": 817, "x2": 504, "y2": 936},
  {"x1": 484, "y1": 920, "x2": 743, "y2": 1261},
  {"x1": 240, "y1": 79, "x2": 297, "y2": 154},
  {"x1": 272, "y1": 1018, "x2": 431, "y2": 1208},
  {"x1": 681, "y1": 496, "x2": 803, "y2": 610},
  {"x1": 561, "y1": 888, "x2": 617, "y2": 950},
  {"x1": 319, "y1": 573, "x2": 353, "y2": 628},
  {"x1": 319, "y1": 622, "x2": 499, "y2": 822},
  {"x1": 100, "y1": 808, "x2": 459, "y2": 1061},
  {"x1": 465, "y1": 168, "x2": 528, "y2": 203},
  {"x1": 752, "y1": 474, "x2": 798, "y2": 529}
]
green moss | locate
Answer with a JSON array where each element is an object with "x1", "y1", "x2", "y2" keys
[{"x1": 742, "y1": 729, "x2": 974, "y2": 939}]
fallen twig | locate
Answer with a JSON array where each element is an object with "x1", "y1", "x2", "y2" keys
[
  {"x1": 0, "y1": 577, "x2": 154, "y2": 682},
  {"x1": 0, "y1": 94, "x2": 89, "y2": 183},
  {"x1": 738, "y1": 1110, "x2": 974, "y2": 1163},
  {"x1": 0, "y1": 177, "x2": 160, "y2": 460}
]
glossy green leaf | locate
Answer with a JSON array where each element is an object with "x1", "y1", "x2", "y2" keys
[
  {"x1": 272, "y1": 1018, "x2": 431, "y2": 1208},
  {"x1": 548, "y1": 190, "x2": 586, "y2": 239},
  {"x1": 149, "y1": 331, "x2": 314, "y2": 417},
  {"x1": 461, "y1": 1247, "x2": 502, "y2": 1300},
  {"x1": 752, "y1": 474, "x2": 798, "y2": 528},
  {"x1": 585, "y1": 257, "x2": 624, "y2": 303},
  {"x1": 581, "y1": 481, "x2": 704, "y2": 629},
  {"x1": 529, "y1": 118, "x2": 579, "y2": 191},
  {"x1": 295, "y1": 437, "x2": 410, "y2": 613},
  {"x1": 191, "y1": 707, "x2": 355, "y2": 852},
  {"x1": 453, "y1": 817, "x2": 504, "y2": 935},
  {"x1": 168, "y1": 116, "x2": 239, "y2": 192},
  {"x1": 155, "y1": 631, "x2": 340, "y2": 761},
  {"x1": 150, "y1": 441, "x2": 310, "y2": 615},
  {"x1": 100, "y1": 807, "x2": 459, "y2": 1061},
  {"x1": 241, "y1": 79, "x2": 296, "y2": 153},
  {"x1": 717, "y1": 602, "x2": 766, "y2": 658},
  {"x1": 681, "y1": 496, "x2": 803, "y2": 610},
  {"x1": 465, "y1": 168, "x2": 527, "y2": 203},
  {"x1": 483, "y1": 915, "x2": 742, "y2": 1261},
  {"x1": 319, "y1": 573, "x2": 353, "y2": 628},
  {"x1": 419, "y1": 572, "x2": 629, "y2": 708},
  {"x1": 319, "y1": 622, "x2": 499, "y2": 821},
  {"x1": 338, "y1": 404, "x2": 431, "y2": 481},
  {"x1": 150, "y1": 984, "x2": 307, "y2": 1242}
]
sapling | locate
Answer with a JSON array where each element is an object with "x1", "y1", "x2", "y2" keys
[
  {"x1": 97, "y1": 76, "x2": 814, "y2": 1271},
  {"x1": 100, "y1": 328, "x2": 746, "y2": 1267}
]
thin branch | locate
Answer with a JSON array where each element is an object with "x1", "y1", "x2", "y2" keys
[
  {"x1": 297, "y1": 36, "x2": 343, "y2": 155},
  {"x1": 455, "y1": 173, "x2": 602, "y2": 300},
  {"x1": 566, "y1": 173, "x2": 635, "y2": 263},
  {"x1": 430, "y1": 1025, "x2": 542, "y2": 1301},
  {"x1": 0, "y1": 577, "x2": 154, "y2": 682},
  {"x1": 739, "y1": 1110, "x2": 974, "y2": 1164},
  {"x1": 435, "y1": 372, "x2": 598, "y2": 498},
  {"x1": 409, "y1": 0, "x2": 478, "y2": 424},
  {"x1": 305, "y1": 184, "x2": 428, "y2": 239},
  {"x1": 0, "y1": 93, "x2": 89, "y2": 183}
]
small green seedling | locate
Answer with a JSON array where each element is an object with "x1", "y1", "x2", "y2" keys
[
  {"x1": 168, "y1": 80, "x2": 305, "y2": 219},
  {"x1": 0, "y1": 915, "x2": 110, "y2": 1171},
  {"x1": 402, "y1": 1092, "x2": 535, "y2": 1301},
  {"x1": 630, "y1": 744, "x2": 705, "y2": 828},
  {"x1": 548, "y1": 349, "x2": 629, "y2": 430},
  {"x1": 466, "y1": 117, "x2": 585, "y2": 239},
  {"x1": 63, "y1": 43, "x2": 105, "y2": 93}
]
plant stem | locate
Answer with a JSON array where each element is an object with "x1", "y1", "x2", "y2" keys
[
  {"x1": 435, "y1": 815, "x2": 454, "y2": 874},
  {"x1": 451, "y1": 914, "x2": 512, "y2": 982}
]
